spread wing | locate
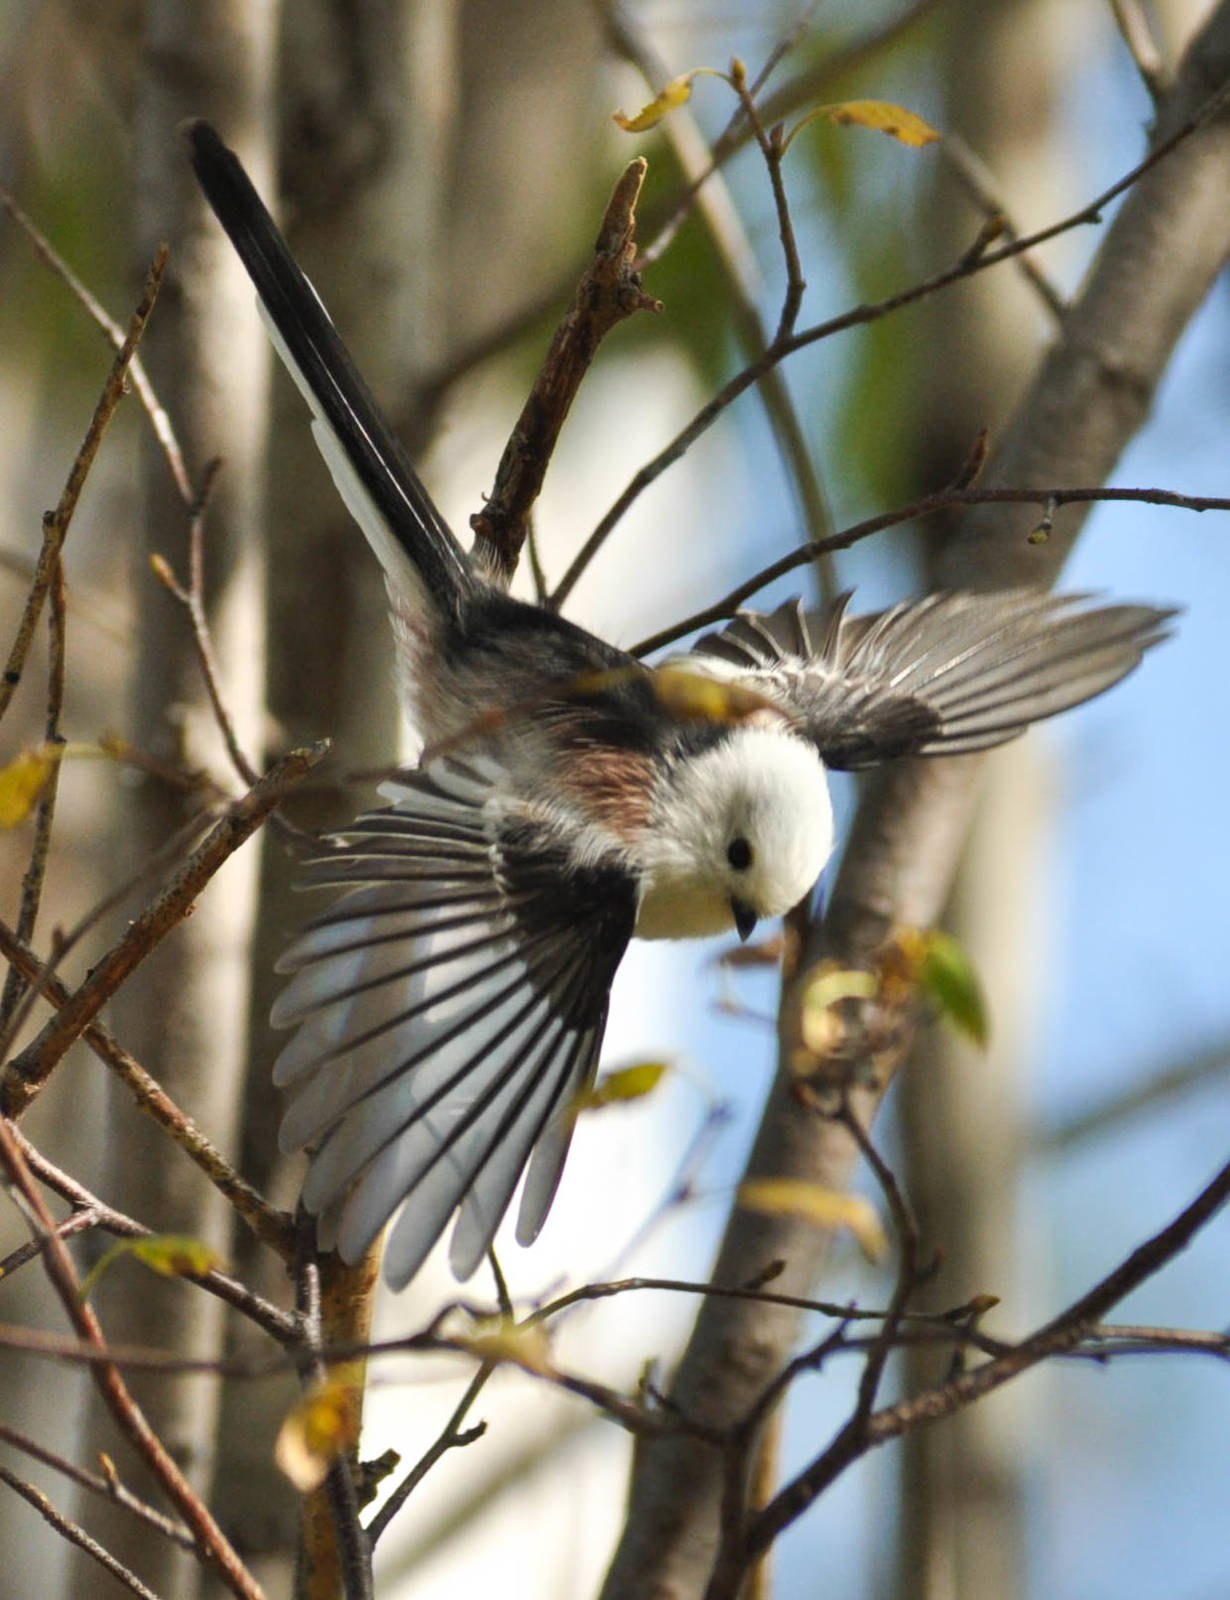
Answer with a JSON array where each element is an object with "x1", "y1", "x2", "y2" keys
[
  {"x1": 271, "y1": 756, "x2": 636, "y2": 1287},
  {"x1": 686, "y1": 590, "x2": 1176, "y2": 770}
]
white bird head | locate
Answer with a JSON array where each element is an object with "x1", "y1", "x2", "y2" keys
[{"x1": 635, "y1": 726, "x2": 834, "y2": 941}]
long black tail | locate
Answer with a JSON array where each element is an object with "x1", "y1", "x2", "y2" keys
[{"x1": 187, "y1": 120, "x2": 474, "y2": 623}]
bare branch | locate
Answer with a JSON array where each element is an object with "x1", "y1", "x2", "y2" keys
[
  {"x1": 11, "y1": 1126, "x2": 295, "y2": 1339},
  {"x1": 599, "y1": 6, "x2": 836, "y2": 581},
  {"x1": 0, "y1": 1117, "x2": 266, "y2": 1600},
  {"x1": 631, "y1": 481, "x2": 1230, "y2": 655},
  {"x1": 743, "y1": 1153, "x2": 1230, "y2": 1565},
  {"x1": 0, "y1": 544, "x2": 69, "y2": 1027},
  {"x1": 0, "y1": 919, "x2": 293, "y2": 1256},
  {"x1": 555, "y1": 80, "x2": 1228, "y2": 609},
  {"x1": 1, "y1": 742, "x2": 326, "y2": 1117},
  {"x1": 940, "y1": 133, "x2": 1068, "y2": 322},
  {"x1": 0, "y1": 1421, "x2": 195, "y2": 1554},
  {"x1": 0, "y1": 185, "x2": 191, "y2": 503},
  {"x1": 0, "y1": 250, "x2": 166, "y2": 725},
  {"x1": 0, "y1": 1463, "x2": 165, "y2": 1600},
  {"x1": 468, "y1": 159, "x2": 659, "y2": 583},
  {"x1": 366, "y1": 1364, "x2": 492, "y2": 1548}
]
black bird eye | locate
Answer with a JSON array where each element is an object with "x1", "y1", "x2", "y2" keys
[{"x1": 726, "y1": 837, "x2": 753, "y2": 871}]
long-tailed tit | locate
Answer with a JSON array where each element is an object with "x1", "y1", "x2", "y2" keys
[{"x1": 189, "y1": 123, "x2": 1174, "y2": 1288}]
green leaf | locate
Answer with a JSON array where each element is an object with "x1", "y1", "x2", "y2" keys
[{"x1": 917, "y1": 928, "x2": 990, "y2": 1048}]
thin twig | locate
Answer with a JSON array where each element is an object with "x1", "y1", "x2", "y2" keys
[
  {"x1": 0, "y1": 1206, "x2": 97, "y2": 1280},
  {"x1": 12, "y1": 1126, "x2": 296, "y2": 1339},
  {"x1": 468, "y1": 159, "x2": 660, "y2": 583},
  {"x1": 152, "y1": 459, "x2": 258, "y2": 789},
  {"x1": 741, "y1": 1151, "x2": 1230, "y2": 1565},
  {"x1": 0, "y1": 919, "x2": 294, "y2": 1257},
  {"x1": 366, "y1": 1364, "x2": 492, "y2": 1548},
  {"x1": 0, "y1": 1463, "x2": 165, "y2": 1600},
  {"x1": 0, "y1": 547, "x2": 69, "y2": 1028},
  {"x1": 727, "y1": 65, "x2": 806, "y2": 346},
  {"x1": 0, "y1": 249, "x2": 166, "y2": 725},
  {"x1": 1, "y1": 741, "x2": 326, "y2": 1117},
  {"x1": 940, "y1": 132, "x2": 1067, "y2": 322},
  {"x1": 0, "y1": 183, "x2": 191, "y2": 503},
  {"x1": 553, "y1": 87, "x2": 1227, "y2": 608},
  {"x1": 599, "y1": 6, "x2": 835, "y2": 589},
  {"x1": 0, "y1": 1117, "x2": 266, "y2": 1600},
  {"x1": 152, "y1": 466, "x2": 317, "y2": 847},
  {"x1": 0, "y1": 804, "x2": 216, "y2": 1068},
  {"x1": 0, "y1": 1421, "x2": 195, "y2": 1553},
  {"x1": 630, "y1": 480, "x2": 1230, "y2": 655},
  {"x1": 837, "y1": 1098, "x2": 923, "y2": 1424}
]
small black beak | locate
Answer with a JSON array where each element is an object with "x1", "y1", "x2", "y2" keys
[{"x1": 731, "y1": 899, "x2": 758, "y2": 943}]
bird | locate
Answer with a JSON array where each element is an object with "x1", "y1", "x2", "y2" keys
[{"x1": 188, "y1": 122, "x2": 1175, "y2": 1290}]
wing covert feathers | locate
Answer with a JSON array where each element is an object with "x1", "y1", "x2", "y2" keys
[{"x1": 689, "y1": 590, "x2": 1175, "y2": 769}]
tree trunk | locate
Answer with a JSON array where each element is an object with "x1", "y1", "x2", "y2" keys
[
  {"x1": 600, "y1": 7, "x2": 1230, "y2": 1594},
  {"x1": 896, "y1": 3, "x2": 1081, "y2": 1593},
  {"x1": 68, "y1": 8, "x2": 274, "y2": 1597}
]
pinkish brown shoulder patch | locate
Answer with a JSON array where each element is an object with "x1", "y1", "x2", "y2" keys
[{"x1": 558, "y1": 746, "x2": 656, "y2": 841}]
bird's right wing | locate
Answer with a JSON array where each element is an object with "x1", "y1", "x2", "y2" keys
[
  {"x1": 686, "y1": 589, "x2": 1176, "y2": 770},
  {"x1": 271, "y1": 756, "x2": 636, "y2": 1288},
  {"x1": 188, "y1": 120, "x2": 475, "y2": 623}
]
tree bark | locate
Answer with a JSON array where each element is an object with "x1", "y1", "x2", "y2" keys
[{"x1": 896, "y1": 3, "x2": 1080, "y2": 1593}]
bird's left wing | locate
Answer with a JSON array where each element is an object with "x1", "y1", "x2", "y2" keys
[
  {"x1": 685, "y1": 589, "x2": 1176, "y2": 770},
  {"x1": 271, "y1": 755, "x2": 636, "y2": 1287}
]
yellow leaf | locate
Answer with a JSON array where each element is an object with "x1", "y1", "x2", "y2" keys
[
  {"x1": 798, "y1": 963, "x2": 877, "y2": 1054},
  {"x1": 613, "y1": 68, "x2": 726, "y2": 133},
  {"x1": 458, "y1": 1319, "x2": 553, "y2": 1377},
  {"x1": 131, "y1": 1234, "x2": 222, "y2": 1278},
  {"x1": 79, "y1": 1233, "x2": 223, "y2": 1300},
  {"x1": 651, "y1": 665, "x2": 779, "y2": 725},
  {"x1": 0, "y1": 747, "x2": 57, "y2": 827},
  {"x1": 275, "y1": 1368, "x2": 364, "y2": 1493},
  {"x1": 739, "y1": 1178, "x2": 887, "y2": 1261},
  {"x1": 785, "y1": 99, "x2": 941, "y2": 155},
  {"x1": 572, "y1": 1060, "x2": 669, "y2": 1114},
  {"x1": 804, "y1": 965, "x2": 878, "y2": 1013}
]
